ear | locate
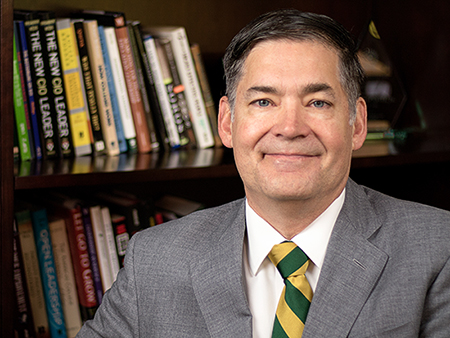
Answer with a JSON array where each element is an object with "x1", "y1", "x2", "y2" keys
[
  {"x1": 352, "y1": 97, "x2": 368, "y2": 151},
  {"x1": 218, "y1": 96, "x2": 233, "y2": 148}
]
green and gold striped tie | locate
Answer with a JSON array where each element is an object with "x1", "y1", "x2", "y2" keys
[{"x1": 268, "y1": 241, "x2": 313, "y2": 338}]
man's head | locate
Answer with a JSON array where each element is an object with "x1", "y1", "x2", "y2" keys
[
  {"x1": 218, "y1": 9, "x2": 367, "y2": 235},
  {"x1": 223, "y1": 9, "x2": 364, "y2": 123}
]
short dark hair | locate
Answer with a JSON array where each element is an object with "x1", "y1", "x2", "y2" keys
[{"x1": 223, "y1": 9, "x2": 364, "y2": 122}]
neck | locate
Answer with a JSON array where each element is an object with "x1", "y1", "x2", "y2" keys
[{"x1": 247, "y1": 190, "x2": 344, "y2": 239}]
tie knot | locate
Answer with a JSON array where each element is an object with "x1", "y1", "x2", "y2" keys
[{"x1": 268, "y1": 241, "x2": 310, "y2": 279}]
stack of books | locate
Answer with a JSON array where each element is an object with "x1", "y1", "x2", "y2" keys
[
  {"x1": 14, "y1": 191, "x2": 203, "y2": 337},
  {"x1": 13, "y1": 9, "x2": 221, "y2": 162}
]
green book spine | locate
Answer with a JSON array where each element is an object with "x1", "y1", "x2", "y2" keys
[{"x1": 13, "y1": 26, "x2": 32, "y2": 161}]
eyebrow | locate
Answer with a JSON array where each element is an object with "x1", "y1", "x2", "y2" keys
[
  {"x1": 244, "y1": 83, "x2": 336, "y2": 99},
  {"x1": 245, "y1": 85, "x2": 279, "y2": 98},
  {"x1": 302, "y1": 83, "x2": 336, "y2": 98}
]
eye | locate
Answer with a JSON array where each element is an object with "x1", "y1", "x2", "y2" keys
[
  {"x1": 253, "y1": 99, "x2": 271, "y2": 107},
  {"x1": 311, "y1": 100, "x2": 331, "y2": 109},
  {"x1": 312, "y1": 100, "x2": 328, "y2": 108}
]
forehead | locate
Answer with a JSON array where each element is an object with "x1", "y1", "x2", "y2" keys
[{"x1": 239, "y1": 39, "x2": 342, "y2": 88}]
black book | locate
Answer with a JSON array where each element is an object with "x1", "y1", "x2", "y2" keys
[
  {"x1": 127, "y1": 21, "x2": 161, "y2": 152},
  {"x1": 130, "y1": 22, "x2": 171, "y2": 152}
]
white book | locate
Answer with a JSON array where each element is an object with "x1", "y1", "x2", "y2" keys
[
  {"x1": 100, "y1": 206, "x2": 120, "y2": 283},
  {"x1": 83, "y1": 20, "x2": 120, "y2": 156},
  {"x1": 103, "y1": 27, "x2": 137, "y2": 145},
  {"x1": 89, "y1": 205, "x2": 113, "y2": 292},
  {"x1": 145, "y1": 26, "x2": 215, "y2": 149},
  {"x1": 143, "y1": 35, "x2": 180, "y2": 148}
]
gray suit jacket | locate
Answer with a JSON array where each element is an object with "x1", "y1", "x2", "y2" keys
[{"x1": 77, "y1": 179, "x2": 450, "y2": 337}]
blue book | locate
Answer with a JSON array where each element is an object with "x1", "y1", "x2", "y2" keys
[
  {"x1": 81, "y1": 205, "x2": 104, "y2": 304},
  {"x1": 98, "y1": 25, "x2": 128, "y2": 153},
  {"x1": 16, "y1": 20, "x2": 43, "y2": 160},
  {"x1": 31, "y1": 208, "x2": 67, "y2": 338}
]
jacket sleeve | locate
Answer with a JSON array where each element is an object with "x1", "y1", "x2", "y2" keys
[
  {"x1": 76, "y1": 233, "x2": 140, "y2": 337},
  {"x1": 420, "y1": 255, "x2": 450, "y2": 337}
]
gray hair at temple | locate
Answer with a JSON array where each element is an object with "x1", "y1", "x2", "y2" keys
[{"x1": 222, "y1": 9, "x2": 364, "y2": 124}]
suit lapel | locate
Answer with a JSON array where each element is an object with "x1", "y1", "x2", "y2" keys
[
  {"x1": 303, "y1": 180, "x2": 389, "y2": 337},
  {"x1": 191, "y1": 200, "x2": 252, "y2": 337}
]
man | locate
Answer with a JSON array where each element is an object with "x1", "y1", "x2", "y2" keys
[{"x1": 77, "y1": 9, "x2": 450, "y2": 337}]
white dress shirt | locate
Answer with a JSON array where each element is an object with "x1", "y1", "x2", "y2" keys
[{"x1": 243, "y1": 190, "x2": 346, "y2": 338}]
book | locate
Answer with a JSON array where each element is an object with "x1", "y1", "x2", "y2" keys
[
  {"x1": 15, "y1": 207, "x2": 50, "y2": 338},
  {"x1": 82, "y1": 19, "x2": 120, "y2": 156},
  {"x1": 98, "y1": 25, "x2": 128, "y2": 153},
  {"x1": 155, "y1": 38, "x2": 192, "y2": 147},
  {"x1": 13, "y1": 25, "x2": 33, "y2": 161},
  {"x1": 39, "y1": 12, "x2": 74, "y2": 158},
  {"x1": 130, "y1": 22, "x2": 170, "y2": 151},
  {"x1": 80, "y1": 204, "x2": 103, "y2": 304},
  {"x1": 72, "y1": 19, "x2": 106, "y2": 155},
  {"x1": 161, "y1": 38, "x2": 197, "y2": 147},
  {"x1": 48, "y1": 217, "x2": 83, "y2": 338},
  {"x1": 15, "y1": 17, "x2": 43, "y2": 159},
  {"x1": 13, "y1": 219, "x2": 36, "y2": 338},
  {"x1": 191, "y1": 43, "x2": 222, "y2": 147},
  {"x1": 45, "y1": 195, "x2": 99, "y2": 322},
  {"x1": 56, "y1": 18, "x2": 93, "y2": 157},
  {"x1": 31, "y1": 207, "x2": 67, "y2": 338},
  {"x1": 101, "y1": 206, "x2": 121, "y2": 284},
  {"x1": 94, "y1": 191, "x2": 152, "y2": 237},
  {"x1": 89, "y1": 205, "x2": 114, "y2": 293},
  {"x1": 17, "y1": 11, "x2": 60, "y2": 159},
  {"x1": 144, "y1": 26, "x2": 215, "y2": 149},
  {"x1": 127, "y1": 21, "x2": 161, "y2": 152},
  {"x1": 102, "y1": 25, "x2": 138, "y2": 153},
  {"x1": 110, "y1": 213, "x2": 128, "y2": 268},
  {"x1": 77, "y1": 10, "x2": 152, "y2": 153},
  {"x1": 143, "y1": 35, "x2": 181, "y2": 149}
]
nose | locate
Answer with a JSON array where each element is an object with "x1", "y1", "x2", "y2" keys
[{"x1": 271, "y1": 101, "x2": 311, "y2": 139}]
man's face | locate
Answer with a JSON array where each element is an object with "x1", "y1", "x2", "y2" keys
[{"x1": 219, "y1": 40, "x2": 367, "y2": 211}]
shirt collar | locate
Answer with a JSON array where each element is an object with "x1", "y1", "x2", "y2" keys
[{"x1": 245, "y1": 189, "x2": 346, "y2": 276}]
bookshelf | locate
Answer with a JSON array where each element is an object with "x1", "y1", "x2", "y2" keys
[{"x1": 2, "y1": 0, "x2": 450, "y2": 336}]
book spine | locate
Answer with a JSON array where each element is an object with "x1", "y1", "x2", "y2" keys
[
  {"x1": 73, "y1": 20, "x2": 106, "y2": 155},
  {"x1": 80, "y1": 205, "x2": 104, "y2": 304},
  {"x1": 40, "y1": 17, "x2": 74, "y2": 158},
  {"x1": 110, "y1": 214, "x2": 129, "y2": 268},
  {"x1": 100, "y1": 207, "x2": 120, "y2": 283},
  {"x1": 64, "y1": 206, "x2": 98, "y2": 322},
  {"x1": 17, "y1": 20, "x2": 43, "y2": 159},
  {"x1": 26, "y1": 18, "x2": 60, "y2": 159},
  {"x1": 98, "y1": 25, "x2": 128, "y2": 153},
  {"x1": 13, "y1": 27, "x2": 33, "y2": 161},
  {"x1": 190, "y1": 43, "x2": 222, "y2": 147},
  {"x1": 48, "y1": 218, "x2": 83, "y2": 338},
  {"x1": 163, "y1": 38, "x2": 197, "y2": 147},
  {"x1": 13, "y1": 220, "x2": 36, "y2": 338},
  {"x1": 103, "y1": 26, "x2": 138, "y2": 152},
  {"x1": 56, "y1": 19, "x2": 93, "y2": 157},
  {"x1": 16, "y1": 209, "x2": 50, "y2": 338},
  {"x1": 114, "y1": 24, "x2": 152, "y2": 153},
  {"x1": 127, "y1": 22, "x2": 160, "y2": 151},
  {"x1": 143, "y1": 35, "x2": 180, "y2": 149},
  {"x1": 15, "y1": 21, "x2": 37, "y2": 160},
  {"x1": 82, "y1": 20, "x2": 120, "y2": 156},
  {"x1": 152, "y1": 27, "x2": 215, "y2": 148},
  {"x1": 131, "y1": 23, "x2": 170, "y2": 151},
  {"x1": 31, "y1": 208, "x2": 67, "y2": 338},
  {"x1": 156, "y1": 39, "x2": 192, "y2": 147},
  {"x1": 89, "y1": 205, "x2": 113, "y2": 293}
]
